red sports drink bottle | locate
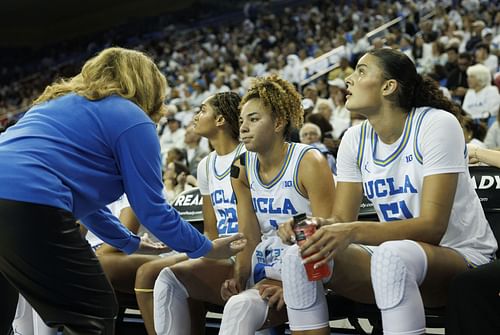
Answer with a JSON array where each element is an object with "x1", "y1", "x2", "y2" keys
[{"x1": 293, "y1": 213, "x2": 331, "y2": 281}]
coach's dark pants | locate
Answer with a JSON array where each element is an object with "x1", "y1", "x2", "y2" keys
[
  {"x1": 446, "y1": 260, "x2": 500, "y2": 334},
  {"x1": 0, "y1": 199, "x2": 117, "y2": 335}
]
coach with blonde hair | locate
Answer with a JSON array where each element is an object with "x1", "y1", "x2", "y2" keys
[{"x1": 0, "y1": 47, "x2": 245, "y2": 334}]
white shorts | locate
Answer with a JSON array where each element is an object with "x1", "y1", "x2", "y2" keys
[
  {"x1": 358, "y1": 244, "x2": 495, "y2": 268},
  {"x1": 250, "y1": 236, "x2": 290, "y2": 286}
]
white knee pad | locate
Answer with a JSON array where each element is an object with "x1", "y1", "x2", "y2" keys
[
  {"x1": 153, "y1": 267, "x2": 190, "y2": 335},
  {"x1": 371, "y1": 240, "x2": 428, "y2": 335},
  {"x1": 282, "y1": 245, "x2": 317, "y2": 309},
  {"x1": 282, "y1": 245, "x2": 329, "y2": 331},
  {"x1": 13, "y1": 295, "x2": 35, "y2": 335},
  {"x1": 219, "y1": 289, "x2": 268, "y2": 335},
  {"x1": 33, "y1": 311, "x2": 57, "y2": 335},
  {"x1": 371, "y1": 240, "x2": 427, "y2": 310},
  {"x1": 13, "y1": 295, "x2": 57, "y2": 335}
]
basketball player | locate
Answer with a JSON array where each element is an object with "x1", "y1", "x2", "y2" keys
[
  {"x1": 152, "y1": 92, "x2": 247, "y2": 335},
  {"x1": 217, "y1": 75, "x2": 336, "y2": 334},
  {"x1": 277, "y1": 49, "x2": 497, "y2": 334}
]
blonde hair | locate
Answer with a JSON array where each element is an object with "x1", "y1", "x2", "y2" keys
[
  {"x1": 34, "y1": 47, "x2": 167, "y2": 116},
  {"x1": 240, "y1": 74, "x2": 303, "y2": 138}
]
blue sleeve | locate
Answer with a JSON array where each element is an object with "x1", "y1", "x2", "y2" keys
[
  {"x1": 114, "y1": 123, "x2": 212, "y2": 258},
  {"x1": 80, "y1": 207, "x2": 141, "y2": 254}
]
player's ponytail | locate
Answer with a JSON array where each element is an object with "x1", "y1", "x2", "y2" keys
[{"x1": 368, "y1": 48, "x2": 460, "y2": 116}]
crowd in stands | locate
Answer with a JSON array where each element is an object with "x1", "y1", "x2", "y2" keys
[{"x1": 2, "y1": 0, "x2": 500, "y2": 193}]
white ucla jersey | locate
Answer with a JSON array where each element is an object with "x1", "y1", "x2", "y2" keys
[
  {"x1": 244, "y1": 142, "x2": 314, "y2": 284},
  {"x1": 245, "y1": 142, "x2": 313, "y2": 237},
  {"x1": 198, "y1": 143, "x2": 245, "y2": 237},
  {"x1": 337, "y1": 107, "x2": 497, "y2": 264}
]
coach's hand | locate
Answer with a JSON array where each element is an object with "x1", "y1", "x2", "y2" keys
[
  {"x1": 137, "y1": 233, "x2": 170, "y2": 254},
  {"x1": 205, "y1": 233, "x2": 247, "y2": 259}
]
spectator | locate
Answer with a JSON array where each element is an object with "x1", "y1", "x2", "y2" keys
[
  {"x1": 299, "y1": 122, "x2": 337, "y2": 175},
  {"x1": 188, "y1": 80, "x2": 211, "y2": 108},
  {"x1": 462, "y1": 63, "x2": 500, "y2": 124},
  {"x1": 447, "y1": 52, "x2": 472, "y2": 104},
  {"x1": 282, "y1": 54, "x2": 304, "y2": 85},
  {"x1": 328, "y1": 81, "x2": 351, "y2": 140},
  {"x1": 209, "y1": 74, "x2": 230, "y2": 94},
  {"x1": 484, "y1": 112, "x2": 500, "y2": 149},
  {"x1": 303, "y1": 84, "x2": 329, "y2": 115},
  {"x1": 460, "y1": 114, "x2": 487, "y2": 148},
  {"x1": 183, "y1": 124, "x2": 209, "y2": 178},
  {"x1": 327, "y1": 57, "x2": 354, "y2": 82},
  {"x1": 159, "y1": 115, "x2": 186, "y2": 163},
  {"x1": 444, "y1": 46, "x2": 460, "y2": 75},
  {"x1": 474, "y1": 43, "x2": 499, "y2": 76},
  {"x1": 163, "y1": 161, "x2": 195, "y2": 202},
  {"x1": 466, "y1": 20, "x2": 486, "y2": 52}
]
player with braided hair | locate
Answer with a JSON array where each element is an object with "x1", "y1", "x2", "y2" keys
[
  {"x1": 217, "y1": 75, "x2": 336, "y2": 334},
  {"x1": 152, "y1": 92, "x2": 247, "y2": 335}
]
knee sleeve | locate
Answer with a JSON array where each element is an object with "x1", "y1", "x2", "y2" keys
[
  {"x1": 13, "y1": 295, "x2": 34, "y2": 335},
  {"x1": 219, "y1": 289, "x2": 268, "y2": 335},
  {"x1": 13, "y1": 296, "x2": 57, "y2": 335},
  {"x1": 371, "y1": 240, "x2": 428, "y2": 335},
  {"x1": 153, "y1": 267, "x2": 190, "y2": 335},
  {"x1": 282, "y1": 245, "x2": 329, "y2": 331},
  {"x1": 33, "y1": 311, "x2": 57, "y2": 335}
]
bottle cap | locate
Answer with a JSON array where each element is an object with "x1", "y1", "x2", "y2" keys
[{"x1": 293, "y1": 213, "x2": 307, "y2": 225}]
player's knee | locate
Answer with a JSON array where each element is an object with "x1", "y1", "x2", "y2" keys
[
  {"x1": 371, "y1": 240, "x2": 427, "y2": 310},
  {"x1": 135, "y1": 262, "x2": 161, "y2": 288},
  {"x1": 219, "y1": 289, "x2": 268, "y2": 334},
  {"x1": 154, "y1": 267, "x2": 188, "y2": 303},
  {"x1": 153, "y1": 268, "x2": 189, "y2": 334},
  {"x1": 282, "y1": 245, "x2": 329, "y2": 330},
  {"x1": 282, "y1": 245, "x2": 318, "y2": 309},
  {"x1": 223, "y1": 289, "x2": 262, "y2": 316}
]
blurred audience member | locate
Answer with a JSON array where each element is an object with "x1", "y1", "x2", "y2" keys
[
  {"x1": 299, "y1": 122, "x2": 336, "y2": 175},
  {"x1": 484, "y1": 112, "x2": 500, "y2": 150},
  {"x1": 163, "y1": 161, "x2": 195, "y2": 202},
  {"x1": 159, "y1": 115, "x2": 186, "y2": 163},
  {"x1": 462, "y1": 63, "x2": 500, "y2": 125},
  {"x1": 447, "y1": 52, "x2": 472, "y2": 104},
  {"x1": 474, "y1": 43, "x2": 498, "y2": 76},
  {"x1": 183, "y1": 124, "x2": 209, "y2": 178}
]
